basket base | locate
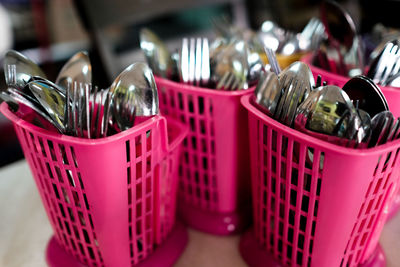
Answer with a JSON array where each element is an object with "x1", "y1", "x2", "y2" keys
[
  {"x1": 178, "y1": 201, "x2": 251, "y2": 235},
  {"x1": 46, "y1": 221, "x2": 188, "y2": 267},
  {"x1": 239, "y1": 228, "x2": 386, "y2": 267}
]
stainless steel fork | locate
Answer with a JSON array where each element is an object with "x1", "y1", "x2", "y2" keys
[
  {"x1": 180, "y1": 37, "x2": 210, "y2": 86},
  {"x1": 216, "y1": 71, "x2": 244, "y2": 91},
  {"x1": 66, "y1": 82, "x2": 97, "y2": 138},
  {"x1": 373, "y1": 43, "x2": 400, "y2": 85},
  {"x1": 381, "y1": 44, "x2": 400, "y2": 85}
]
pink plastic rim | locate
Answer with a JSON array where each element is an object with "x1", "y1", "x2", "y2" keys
[
  {"x1": 0, "y1": 102, "x2": 188, "y2": 267},
  {"x1": 239, "y1": 228, "x2": 386, "y2": 267},
  {"x1": 241, "y1": 94, "x2": 400, "y2": 266},
  {"x1": 301, "y1": 53, "x2": 400, "y2": 222},
  {"x1": 155, "y1": 76, "x2": 254, "y2": 235},
  {"x1": 46, "y1": 221, "x2": 188, "y2": 267}
]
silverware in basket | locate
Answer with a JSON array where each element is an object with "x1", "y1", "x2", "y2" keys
[
  {"x1": 254, "y1": 59, "x2": 399, "y2": 148},
  {"x1": 1, "y1": 50, "x2": 160, "y2": 139}
]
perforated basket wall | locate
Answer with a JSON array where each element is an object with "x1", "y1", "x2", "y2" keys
[
  {"x1": 241, "y1": 95, "x2": 400, "y2": 266},
  {"x1": 155, "y1": 76, "x2": 253, "y2": 215},
  {"x1": 0, "y1": 103, "x2": 187, "y2": 267}
]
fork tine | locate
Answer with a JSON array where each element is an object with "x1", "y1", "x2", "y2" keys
[
  {"x1": 6, "y1": 65, "x2": 11, "y2": 86},
  {"x1": 195, "y1": 38, "x2": 202, "y2": 86},
  {"x1": 228, "y1": 72, "x2": 237, "y2": 90},
  {"x1": 201, "y1": 38, "x2": 210, "y2": 86},
  {"x1": 180, "y1": 38, "x2": 189, "y2": 83},
  {"x1": 231, "y1": 74, "x2": 240, "y2": 91},
  {"x1": 90, "y1": 84, "x2": 97, "y2": 137},
  {"x1": 216, "y1": 72, "x2": 229, "y2": 90},
  {"x1": 65, "y1": 81, "x2": 71, "y2": 134},
  {"x1": 102, "y1": 90, "x2": 113, "y2": 137},
  {"x1": 101, "y1": 90, "x2": 108, "y2": 137},
  {"x1": 189, "y1": 38, "x2": 196, "y2": 84},
  {"x1": 84, "y1": 84, "x2": 90, "y2": 139},
  {"x1": 378, "y1": 43, "x2": 396, "y2": 83},
  {"x1": 373, "y1": 43, "x2": 392, "y2": 83},
  {"x1": 387, "y1": 48, "x2": 400, "y2": 84},
  {"x1": 8, "y1": 64, "x2": 17, "y2": 88},
  {"x1": 72, "y1": 81, "x2": 78, "y2": 137},
  {"x1": 79, "y1": 83, "x2": 84, "y2": 137},
  {"x1": 225, "y1": 72, "x2": 234, "y2": 91},
  {"x1": 93, "y1": 87, "x2": 102, "y2": 138},
  {"x1": 381, "y1": 45, "x2": 399, "y2": 84},
  {"x1": 391, "y1": 56, "x2": 400, "y2": 79}
]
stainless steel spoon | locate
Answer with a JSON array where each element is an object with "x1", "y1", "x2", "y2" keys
[
  {"x1": 342, "y1": 75, "x2": 388, "y2": 118},
  {"x1": 320, "y1": 1, "x2": 363, "y2": 75},
  {"x1": 368, "y1": 111, "x2": 394, "y2": 147},
  {"x1": 254, "y1": 71, "x2": 282, "y2": 116},
  {"x1": 274, "y1": 61, "x2": 315, "y2": 124},
  {"x1": 28, "y1": 80, "x2": 66, "y2": 132},
  {"x1": 139, "y1": 28, "x2": 173, "y2": 79},
  {"x1": 1, "y1": 90, "x2": 54, "y2": 125},
  {"x1": 259, "y1": 20, "x2": 287, "y2": 52},
  {"x1": 55, "y1": 51, "x2": 92, "y2": 93},
  {"x1": 294, "y1": 85, "x2": 355, "y2": 138},
  {"x1": 109, "y1": 62, "x2": 159, "y2": 133}
]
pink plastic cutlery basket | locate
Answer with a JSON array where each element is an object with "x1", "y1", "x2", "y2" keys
[
  {"x1": 0, "y1": 102, "x2": 188, "y2": 267},
  {"x1": 155, "y1": 76, "x2": 253, "y2": 235},
  {"x1": 239, "y1": 94, "x2": 400, "y2": 267},
  {"x1": 301, "y1": 53, "x2": 400, "y2": 221}
]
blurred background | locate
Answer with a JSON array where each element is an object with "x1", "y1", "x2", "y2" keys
[{"x1": 0, "y1": 0, "x2": 397, "y2": 167}]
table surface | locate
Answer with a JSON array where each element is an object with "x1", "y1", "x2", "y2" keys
[{"x1": 1, "y1": 160, "x2": 400, "y2": 267}]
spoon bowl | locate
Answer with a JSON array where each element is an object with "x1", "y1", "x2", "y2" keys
[
  {"x1": 294, "y1": 85, "x2": 355, "y2": 138},
  {"x1": 320, "y1": 1, "x2": 356, "y2": 50},
  {"x1": 274, "y1": 61, "x2": 315, "y2": 123},
  {"x1": 320, "y1": 1, "x2": 363, "y2": 75},
  {"x1": 55, "y1": 51, "x2": 92, "y2": 92},
  {"x1": 254, "y1": 71, "x2": 282, "y2": 116},
  {"x1": 342, "y1": 75, "x2": 388, "y2": 118},
  {"x1": 28, "y1": 80, "x2": 66, "y2": 132},
  {"x1": 110, "y1": 62, "x2": 159, "y2": 132},
  {"x1": 139, "y1": 28, "x2": 173, "y2": 79}
]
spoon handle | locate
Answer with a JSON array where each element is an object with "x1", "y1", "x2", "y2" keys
[{"x1": 264, "y1": 47, "x2": 281, "y2": 75}]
